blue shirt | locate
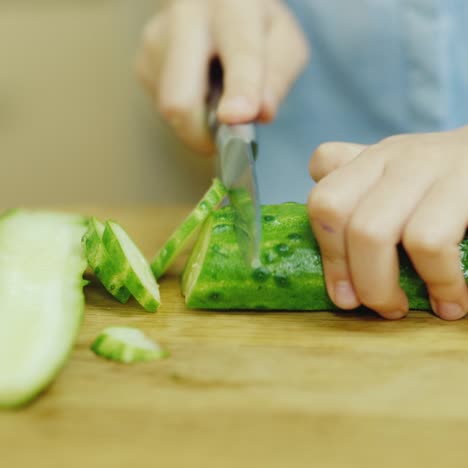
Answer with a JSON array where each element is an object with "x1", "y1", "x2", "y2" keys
[{"x1": 257, "y1": 0, "x2": 468, "y2": 203}]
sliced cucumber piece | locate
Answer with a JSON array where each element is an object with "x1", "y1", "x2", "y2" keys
[
  {"x1": 103, "y1": 221, "x2": 160, "y2": 312},
  {"x1": 151, "y1": 178, "x2": 226, "y2": 279},
  {"x1": 82, "y1": 217, "x2": 131, "y2": 303},
  {"x1": 0, "y1": 210, "x2": 87, "y2": 408},
  {"x1": 91, "y1": 326, "x2": 168, "y2": 363}
]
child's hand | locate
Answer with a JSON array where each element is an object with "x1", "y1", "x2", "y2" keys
[
  {"x1": 307, "y1": 128, "x2": 468, "y2": 320},
  {"x1": 135, "y1": 0, "x2": 309, "y2": 153}
]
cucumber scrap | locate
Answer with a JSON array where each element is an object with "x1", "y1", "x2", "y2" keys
[
  {"x1": 151, "y1": 178, "x2": 226, "y2": 279},
  {"x1": 182, "y1": 203, "x2": 468, "y2": 310},
  {"x1": 91, "y1": 327, "x2": 168, "y2": 363},
  {"x1": 103, "y1": 221, "x2": 161, "y2": 312},
  {"x1": 82, "y1": 217, "x2": 131, "y2": 303},
  {"x1": 0, "y1": 210, "x2": 87, "y2": 408}
]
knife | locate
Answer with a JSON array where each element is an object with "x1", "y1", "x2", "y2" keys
[{"x1": 206, "y1": 59, "x2": 262, "y2": 268}]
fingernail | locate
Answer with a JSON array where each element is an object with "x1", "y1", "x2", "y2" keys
[
  {"x1": 435, "y1": 302, "x2": 466, "y2": 321},
  {"x1": 384, "y1": 310, "x2": 407, "y2": 320},
  {"x1": 334, "y1": 280, "x2": 359, "y2": 308}
]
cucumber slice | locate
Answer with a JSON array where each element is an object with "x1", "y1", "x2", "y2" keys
[
  {"x1": 91, "y1": 326, "x2": 168, "y2": 363},
  {"x1": 0, "y1": 210, "x2": 87, "y2": 408},
  {"x1": 82, "y1": 217, "x2": 131, "y2": 303},
  {"x1": 151, "y1": 178, "x2": 226, "y2": 279},
  {"x1": 102, "y1": 221, "x2": 160, "y2": 312},
  {"x1": 183, "y1": 203, "x2": 468, "y2": 310}
]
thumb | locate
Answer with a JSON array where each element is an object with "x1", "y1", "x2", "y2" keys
[{"x1": 309, "y1": 142, "x2": 367, "y2": 182}]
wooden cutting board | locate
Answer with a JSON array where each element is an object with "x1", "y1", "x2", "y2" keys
[{"x1": 2, "y1": 205, "x2": 468, "y2": 468}]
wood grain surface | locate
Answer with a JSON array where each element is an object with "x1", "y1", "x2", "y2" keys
[{"x1": 1, "y1": 205, "x2": 468, "y2": 468}]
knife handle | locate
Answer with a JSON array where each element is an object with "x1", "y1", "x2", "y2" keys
[
  {"x1": 206, "y1": 58, "x2": 223, "y2": 135},
  {"x1": 206, "y1": 58, "x2": 256, "y2": 146}
]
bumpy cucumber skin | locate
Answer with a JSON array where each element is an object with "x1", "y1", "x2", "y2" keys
[
  {"x1": 183, "y1": 203, "x2": 468, "y2": 311},
  {"x1": 102, "y1": 221, "x2": 160, "y2": 312},
  {"x1": 91, "y1": 331, "x2": 168, "y2": 363},
  {"x1": 82, "y1": 217, "x2": 131, "y2": 303},
  {"x1": 151, "y1": 178, "x2": 226, "y2": 279},
  {"x1": 0, "y1": 211, "x2": 88, "y2": 409}
]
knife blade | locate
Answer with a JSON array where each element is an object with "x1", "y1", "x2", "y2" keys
[{"x1": 207, "y1": 61, "x2": 262, "y2": 268}]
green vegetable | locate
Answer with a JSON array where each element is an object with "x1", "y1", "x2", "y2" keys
[
  {"x1": 91, "y1": 326, "x2": 168, "y2": 363},
  {"x1": 103, "y1": 220, "x2": 160, "y2": 312},
  {"x1": 183, "y1": 203, "x2": 468, "y2": 310},
  {"x1": 0, "y1": 210, "x2": 87, "y2": 408},
  {"x1": 151, "y1": 178, "x2": 226, "y2": 279},
  {"x1": 82, "y1": 217, "x2": 131, "y2": 303}
]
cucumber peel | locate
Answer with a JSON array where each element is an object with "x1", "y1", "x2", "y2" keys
[
  {"x1": 183, "y1": 203, "x2": 468, "y2": 311},
  {"x1": 103, "y1": 221, "x2": 161, "y2": 312},
  {"x1": 151, "y1": 178, "x2": 226, "y2": 279},
  {"x1": 82, "y1": 217, "x2": 131, "y2": 303},
  {"x1": 0, "y1": 210, "x2": 87, "y2": 408},
  {"x1": 91, "y1": 326, "x2": 168, "y2": 363}
]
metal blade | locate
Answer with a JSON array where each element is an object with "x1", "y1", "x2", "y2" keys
[{"x1": 216, "y1": 123, "x2": 262, "y2": 268}]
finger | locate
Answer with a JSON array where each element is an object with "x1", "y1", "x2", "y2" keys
[
  {"x1": 346, "y1": 161, "x2": 437, "y2": 319},
  {"x1": 308, "y1": 148, "x2": 384, "y2": 310},
  {"x1": 135, "y1": 12, "x2": 168, "y2": 100},
  {"x1": 214, "y1": 0, "x2": 266, "y2": 123},
  {"x1": 403, "y1": 174, "x2": 468, "y2": 320},
  {"x1": 309, "y1": 142, "x2": 367, "y2": 182},
  {"x1": 258, "y1": 1, "x2": 310, "y2": 121},
  {"x1": 159, "y1": 1, "x2": 214, "y2": 154}
]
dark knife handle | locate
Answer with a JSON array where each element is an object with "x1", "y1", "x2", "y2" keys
[{"x1": 206, "y1": 58, "x2": 224, "y2": 135}]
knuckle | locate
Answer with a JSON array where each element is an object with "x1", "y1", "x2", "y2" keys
[
  {"x1": 348, "y1": 215, "x2": 393, "y2": 247},
  {"x1": 307, "y1": 184, "x2": 350, "y2": 221},
  {"x1": 402, "y1": 228, "x2": 445, "y2": 257}
]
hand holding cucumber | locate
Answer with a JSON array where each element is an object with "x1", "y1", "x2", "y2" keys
[{"x1": 308, "y1": 127, "x2": 468, "y2": 321}]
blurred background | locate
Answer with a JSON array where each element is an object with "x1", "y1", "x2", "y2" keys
[{"x1": 0, "y1": 0, "x2": 214, "y2": 208}]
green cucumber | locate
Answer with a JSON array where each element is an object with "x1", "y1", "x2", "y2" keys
[
  {"x1": 183, "y1": 202, "x2": 468, "y2": 310},
  {"x1": 82, "y1": 217, "x2": 131, "y2": 303},
  {"x1": 151, "y1": 178, "x2": 226, "y2": 279},
  {"x1": 91, "y1": 326, "x2": 168, "y2": 363},
  {"x1": 102, "y1": 221, "x2": 160, "y2": 312},
  {"x1": 0, "y1": 210, "x2": 87, "y2": 408}
]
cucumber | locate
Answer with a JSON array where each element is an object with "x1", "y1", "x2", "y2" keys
[
  {"x1": 82, "y1": 217, "x2": 131, "y2": 303},
  {"x1": 91, "y1": 326, "x2": 168, "y2": 363},
  {"x1": 0, "y1": 210, "x2": 87, "y2": 408},
  {"x1": 102, "y1": 221, "x2": 160, "y2": 312},
  {"x1": 182, "y1": 203, "x2": 468, "y2": 310},
  {"x1": 151, "y1": 178, "x2": 226, "y2": 279}
]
